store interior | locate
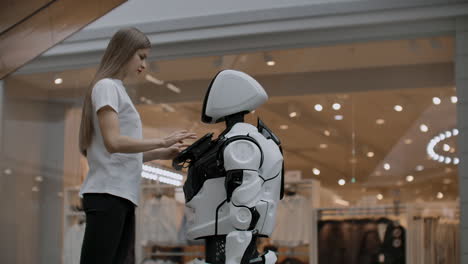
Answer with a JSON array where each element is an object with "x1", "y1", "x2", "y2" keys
[{"x1": 1, "y1": 35, "x2": 460, "y2": 263}]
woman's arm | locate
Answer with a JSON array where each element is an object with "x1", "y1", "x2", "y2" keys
[{"x1": 97, "y1": 106, "x2": 195, "y2": 154}]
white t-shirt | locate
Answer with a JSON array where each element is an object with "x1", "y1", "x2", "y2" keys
[{"x1": 79, "y1": 78, "x2": 143, "y2": 205}]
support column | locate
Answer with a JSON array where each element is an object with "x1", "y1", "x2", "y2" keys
[{"x1": 456, "y1": 15, "x2": 468, "y2": 263}]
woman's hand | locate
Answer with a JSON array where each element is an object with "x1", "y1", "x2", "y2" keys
[
  {"x1": 163, "y1": 130, "x2": 197, "y2": 147},
  {"x1": 161, "y1": 143, "x2": 188, "y2": 160}
]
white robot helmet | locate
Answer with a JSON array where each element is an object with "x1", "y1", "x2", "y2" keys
[{"x1": 202, "y1": 70, "x2": 268, "y2": 124}]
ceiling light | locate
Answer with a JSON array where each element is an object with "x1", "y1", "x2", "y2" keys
[
  {"x1": 453, "y1": 128, "x2": 459, "y2": 136},
  {"x1": 54, "y1": 78, "x2": 63, "y2": 85},
  {"x1": 3, "y1": 168, "x2": 12, "y2": 175},
  {"x1": 332, "y1": 103, "x2": 341, "y2": 110},
  {"x1": 445, "y1": 157, "x2": 452, "y2": 164},
  {"x1": 338, "y1": 179, "x2": 346, "y2": 186},
  {"x1": 314, "y1": 104, "x2": 323, "y2": 112},
  {"x1": 166, "y1": 83, "x2": 181, "y2": 94},
  {"x1": 376, "y1": 119, "x2": 385, "y2": 125},
  {"x1": 324, "y1": 130, "x2": 331, "y2": 136},
  {"x1": 334, "y1": 115, "x2": 343, "y2": 120},
  {"x1": 416, "y1": 165, "x2": 424, "y2": 171},
  {"x1": 289, "y1": 112, "x2": 297, "y2": 118},
  {"x1": 420, "y1": 124, "x2": 429, "y2": 133},
  {"x1": 432, "y1": 97, "x2": 441, "y2": 105},
  {"x1": 438, "y1": 156, "x2": 444, "y2": 162},
  {"x1": 32, "y1": 186, "x2": 40, "y2": 192},
  {"x1": 445, "y1": 167, "x2": 453, "y2": 173},
  {"x1": 394, "y1": 105, "x2": 403, "y2": 112},
  {"x1": 35, "y1": 176, "x2": 43, "y2": 182},
  {"x1": 383, "y1": 163, "x2": 391, "y2": 170},
  {"x1": 145, "y1": 74, "x2": 165, "y2": 85},
  {"x1": 264, "y1": 53, "x2": 275, "y2": 66},
  {"x1": 280, "y1": 125, "x2": 289, "y2": 130},
  {"x1": 445, "y1": 131, "x2": 452, "y2": 138},
  {"x1": 454, "y1": 158, "x2": 460, "y2": 165},
  {"x1": 319, "y1": 144, "x2": 328, "y2": 149},
  {"x1": 436, "y1": 192, "x2": 444, "y2": 199},
  {"x1": 313, "y1": 168, "x2": 321, "y2": 175},
  {"x1": 404, "y1": 139, "x2": 413, "y2": 144},
  {"x1": 406, "y1": 175, "x2": 414, "y2": 182},
  {"x1": 443, "y1": 144, "x2": 450, "y2": 152},
  {"x1": 443, "y1": 178, "x2": 452, "y2": 184},
  {"x1": 375, "y1": 171, "x2": 382, "y2": 176},
  {"x1": 376, "y1": 194, "x2": 383, "y2": 200},
  {"x1": 367, "y1": 152, "x2": 375, "y2": 158},
  {"x1": 451, "y1": 96, "x2": 457, "y2": 104}
]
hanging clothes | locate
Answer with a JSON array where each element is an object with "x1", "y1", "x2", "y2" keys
[
  {"x1": 271, "y1": 194, "x2": 310, "y2": 246},
  {"x1": 63, "y1": 222, "x2": 86, "y2": 264},
  {"x1": 141, "y1": 195, "x2": 184, "y2": 246}
]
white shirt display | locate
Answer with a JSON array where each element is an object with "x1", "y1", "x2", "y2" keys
[
  {"x1": 271, "y1": 194, "x2": 310, "y2": 246},
  {"x1": 79, "y1": 78, "x2": 143, "y2": 205},
  {"x1": 63, "y1": 223, "x2": 85, "y2": 264},
  {"x1": 141, "y1": 196, "x2": 184, "y2": 245}
]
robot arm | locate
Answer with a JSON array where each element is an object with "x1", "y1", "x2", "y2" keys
[{"x1": 222, "y1": 137, "x2": 276, "y2": 264}]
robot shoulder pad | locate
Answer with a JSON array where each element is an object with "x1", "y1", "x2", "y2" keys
[{"x1": 222, "y1": 137, "x2": 262, "y2": 171}]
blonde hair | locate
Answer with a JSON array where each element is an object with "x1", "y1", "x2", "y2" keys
[{"x1": 79, "y1": 27, "x2": 151, "y2": 156}]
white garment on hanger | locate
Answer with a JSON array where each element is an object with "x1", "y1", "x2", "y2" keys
[
  {"x1": 271, "y1": 195, "x2": 310, "y2": 246},
  {"x1": 63, "y1": 223, "x2": 85, "y2": 264}
]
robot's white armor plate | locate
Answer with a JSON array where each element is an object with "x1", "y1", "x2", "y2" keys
[{"x1": 184, "y1": 121, "x2": 283, "y2": 239}]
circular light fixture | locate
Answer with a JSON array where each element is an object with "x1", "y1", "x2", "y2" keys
[
  {"x1": 451, "y1": 96, "x2": 458, "y2": 104},
  {"x1": 54, "y1": 78, "x2": 63, "y2": 85},
  {"x1": 367, "y1": 152, "x2": 375, "y2": 158},
  {"x1": 394, "y1": 105, "x2": 403, "y2": 112},
  {"x1": 289, "y1": 112, "x2": 297, "y2": 118},
  {"x1": 267, "y1": 61, "x2": 276, "y2": 66},
  {"x1": 376, "y1": 194, "x2": 383, "y2": 200},
  {"x1": 314, "y1": 104, "x2": 323, "y2": 112},
  {"x1": 338, "y1": 179, "x2": 346, "y2": 186},
  {"x1": 420, "y1": 124, "x2": 429, "y2": 133},
  {"x1": 404, "y1": 139, "x2": 413, "y2": 145},
  {"x1": 426, "y1": 128, "x2": 459, "y2": 165},
  {"x1": 432, "y1": 97, "x2": 441, "y2": 105},
  {"x1": 332, "y1": 103, "x2": 341, "y2": 110},
  {"x1": 406, "y1": 175, "x2": 414, "y2": 182},
  {"x1": 324, "y1": 130, "x2": 331, "y2": 136},
  {"x1": 313, "y1": 168, "x2": 321, "y2": 175},
  {"x1": 319, "y1": 144, "x2": 328, "y2": 149},
  {"x1": 280, "y1": 125, "x2": 288, "y2": 130},
  {"x1": 334, "y1": 115, "x2": 343, "y2": 120},
  {"x1": 376, "y1": 119, "x2": 385, "y2": 125},
  {"x1": 443, "y1": 178, "x2": 452, "y2": 184},
  {"x1": 416, "y1": 165, "x2": 424, "y2": 171}
]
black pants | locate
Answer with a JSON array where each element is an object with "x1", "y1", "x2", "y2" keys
[{"x1": 80, "y1": 193, "x2": 136, "y2": 264}]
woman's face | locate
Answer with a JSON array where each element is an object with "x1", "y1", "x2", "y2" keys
[{"x1": 125, "y1": 48, "x2": 150, "y2": 79}]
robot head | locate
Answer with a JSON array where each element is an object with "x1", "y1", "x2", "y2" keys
[{"x1": 202, "y1": 70, "x2": 268, "y2": 124}]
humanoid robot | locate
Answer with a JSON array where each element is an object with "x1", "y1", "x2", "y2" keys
[{"x1": 173, "y1": 70, "x2": 284, "y2": 264}]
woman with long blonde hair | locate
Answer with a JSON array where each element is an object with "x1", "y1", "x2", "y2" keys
[{"x1": 78, "y1": 27, "x2": 196, "y2": 264}]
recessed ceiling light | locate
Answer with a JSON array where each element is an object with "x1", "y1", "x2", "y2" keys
[
  {"x1": 338, "y1": 179, "x2": 346, "y2": 186},
  {"x1": 334, "y1": 115, "x2": 343, "y2": 120},
  {"x1": 451, "y1": 96, "x2": 458, "y2": 104},
  {"x1": 280, "y1": 125, "x2": 288, "y2": 130},
  {"x1": 376, "y1": 194, "x2": 383, "y2": 200},
  {"x1": 367, "y1": 152, "x2": 375, "y2": 158},
  {"x1": 432, "y1": 97, "x2": 441, "y2": 105},
  {"x1": 453, "y1": 128, "x2": 459, "y2": 136},
  {"x1": 332, "y1": 103, "x2": 341, "y2": 110},
  {"x1": 443, "y1": 144, "x2": 450, "y2": 152},
  {"x1": 445, "y1": 157, "x2": 452, "y2": 164},
  {"x1": 266, "y1": 60, "x2": 275, "y2": 66},
  {"x1": 454, "y1": 158, "x2": 460, "y2": 165},
  {"x1": 313, "y1": 168, "x2": 321, "y2": 175},
  {"x1": 314, "y1": 104, "x2": 323, "y2": 112},
  {"x1": 406, "y1": 175, "x2": 414, "y2": 182},
  {"x1": 420, "y1": 124, "x2": 429, "y2": 133},
  {"x1": 416, "y1": 165, "x2": 424, "y2": 171},
  {"x1": 376, "y1": 119, "x2": 385, "y2": 125},
  {"x1": 54, "y1": 78, "x2": 63, "y2": 85},
  {"x1": 394, "y1": 105, "x2": 403, "y2": 112},
  {"x1": 319, "y1": 144, "x2": 328, "y2": 149},
  {"x1": 404, "y1": 139, "x2": 413, "y2": 144},
  {"x1": 436, "y1": 192, "x2": 444, "y2": 199},
  {"x1": 324, "y1": 130, "x2": 331, "y2": 136},
  {"x1": 289, "y1": 112, "x2": 297, "y2": 118},
  {"x1": 383, "y1": 163, "x2": 391, "y2": 170}
]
